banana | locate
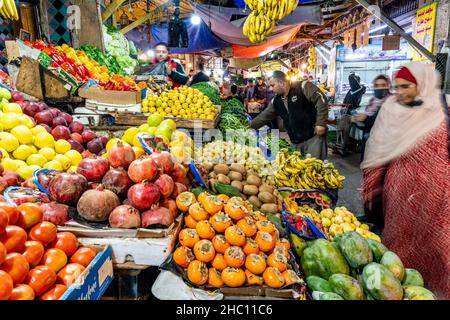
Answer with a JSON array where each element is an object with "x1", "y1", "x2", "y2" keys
[
  {"x1": 245, "y1": 0, "x2": 254, "y2": 11},
  {"x1": 243, "y1": 18, "x2": 250, "y2": 36},
  {"x1": 254, "y1": 14, "x2": 260, "y2": 35},
  {"x1": 291, "y1": 0, "x2": 298, "y2": 12},
  {"x1": 11, "y1": 0, "x2": 17, "y2": 20},
  {"x1": 4, "y1": 0, "x2": 13, "y2": 19},
  {"x1": 278, "y1": 0, "x2": 286, "y2": 20},
  {"x1": 256, "y1": 0, "x2": 264, "y2": 13}
]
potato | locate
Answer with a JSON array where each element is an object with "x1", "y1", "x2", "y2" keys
[
  {"x1": 208, "y1": 172, "x2": 217, "y2": 179},
  {"x1": 217, "y1": 174, "x2": 231, "y2": 185},
  {"x1": 209, "y1": 179, "x2": 218, "y2": 193},
  {"x1": 261, "y1": 203, "x2": 278, "y2": 213},
  {"x1": 243, "y1": 185, "x2": 259, "y2": 196},
  {"x1": 246, "y1": 175, "x2": 262, "y2": 187},
  {"x1": 228, "y1": 171, "x2": 243, "y2": 181},
  {"x1": 248, "y1": 195, "x2": 262, "y2": 208},
  {"x1": 204, "y1": 163, "x2": 214, "y2": 172},
  {"x1": 231, "y1": 180, "x2": 243, "y2": 192},
  {"x1": 229, "y1": 164, "x2": 246, "y2": 175},
  {"x1": 214, "y1": 164, "x2": 229, "y2": 175},
  {"x1": 259, "y1": 184, "x2": 274, "y2": 194},
  {"x1": 258, "y1": 192, "x2": 276, "y2": 204}
]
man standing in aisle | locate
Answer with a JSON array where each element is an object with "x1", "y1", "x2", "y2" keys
[
  {"x1": 153, "y1": 42, "x2": 188, "y2": 87},
  {"x1": 254, "y1": 77, "x2": 268, "y2": 109},
  {"x1": 250, "y1": 70, "x2": 329, "y2": 159},
  {"x1": 188, "y1": 61, "x2": 210, "y2": 86}
]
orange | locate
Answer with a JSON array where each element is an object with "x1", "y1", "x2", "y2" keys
[
  {"x1": 256, "y1": 220, "x2": 276, "y2": 234},
  {"x1": 243, "y1": 238, "x2": 260, "y2": 255},
  {"x1": 255, "y1": 231, "x2": 275, "y2": 252},
  {"x1": 211, "y1": 253, "x2": 227, "y2": 271},
  {"x1": 245, "y1": 269, "x2": 264, "y2": 286},
  {"x1": 195, "y1": 220, "x2": 215, "y2": 240},
  {"x1": 223, "y1": 246, "x2": 245, "y2": 268},
  {"x1": 187, "y1": 260, "x2": 208, "y2": 286},
  {"x1": 224, "y1": 226, "x2": 246, "y2": 247},
  {"x1": 209, "y1": 212, "x2": 232, "y2": 233},
  {"x1": 263, "y1": 267, "x2": 285, "y2": 289},
  {"x1": 221, "y1": 267, "x2": 245, "y2": 288},
  {"x1": 282, "y1": 270, "x2": 302, "y2": 286},
  {"x1": 188, "y1": 203, "x2": 209, "y2": 221},
  {"x1": 245, "y1": 253, "x2": 267, "y2": 275},
  {"x1": 212, "y1": 235, "x2": 230, "y2": 254},
  {"x1": 208, "y1": 268, "x2": 224, "y2": 288},
  {"x1": 178, "y1": 228, "x2": 200, "y2": 248},
  {"x1": 184, "y1": 214, "x2": 198, "y2": 229},
  {"x1": 236, "y1": 217, "x2": 257, "y2": 237},
  {"x1": 193, "y1": 240, "x2": 215, "y2": 263},
  {"x1": 173, "y1": 246, "x2": 194, "y2": 268},
  {"x1": 267, "y1": 253, "x2": 288, "y2": 272}
]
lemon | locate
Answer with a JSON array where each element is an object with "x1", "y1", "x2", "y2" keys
[
  {"x1": 122, "y1": 127, "x2": 139, "y2": 145},
  {"x1": 27, "y1": 145, "x2": 38, "y2": 154},
  {"x1": 139, "y1": 123, "x2": 149, "y2": 132},
  {"x1": 38, "y1": 147, "x2": 56, "y2": 161},
  {"x1": 14, "y1": 159, "x2": 27, "y2": 168},
  {"x1": 147, "y1": 113, "x2": 164, "y2": 127},
  {"x1": 11, "y1": 125, "x2": 34, "y2": 145},
  {"x1": 16, "y1": 165, "x2": 36, "y2": 180},
  {"x1": 54, "y1": 154, "x2": 71, "y2": 170},
  {"x1": 132, "y1": 146, "x2": 145, "y2": 158},
  {"x1": 34, "y1": 132, "x2": 55, "y2": 149},
  {"x1": 105, "y1": 138, "x2": 121, "y2": 151},
  {"x1": 2, "y1": 158, "x2": 19, "y2": 171},
  {"x1": 67, "y1": 166, "x2": 78, "y2": 173},
  {"x1": 19, "y1": 114, "x2": 36, "y2": 128},
  {"x1": 0, "y1": 113, "x2": 21, "y2": 130},
  {"x1": 64, "y1": 150, "x2": 82, "y2": 166},
  {"x1": 3, "y1": 103, "x2": 23, "y2": 114},
  {"x1": 27, "y1": 154, "x2": 47, "y2": 167},
  {"x1": 31, "y1": 125, "x2": 48, "y2": 136},
  {"x1": 0, "y1": 132, "x2": 20, "y2": 152},
  {"x1": 147, "y1": 126, "x2": 157, "y2": 135},
  {"x1": 0, "y1": 147, "x2": 9, "y2": 158},
  {"x1": 55, "y1": 139, "x2": 71, "y2": 154},
  {"x1": 12, "y1": 145, "x2": 34, "y2": 160},
  {"x1": 160, "y1": 119, "x2": 176, "y2": 131},
  {"x1": 44, "y1": 160, "x2": 63, "y2": 171},
  {"x1": 132, "y1": 133, "x2": 143, "y2": 148}
]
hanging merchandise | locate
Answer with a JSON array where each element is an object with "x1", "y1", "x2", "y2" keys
[
  {"x1": 168, "y1": 8, "x2": 189, "y2": 48},
  {"x1": 243, "y1": 0, "x2": 299, "y2": 43},
  {"x1": 0, "y1": 0, "x2": 19, "y2": 21},
  {"x1": 307, "y1": 47, "x2": 316, "y2": 73}
]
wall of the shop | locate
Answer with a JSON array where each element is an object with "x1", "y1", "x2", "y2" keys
[
  {"x1": 45, "y1": 0, "x2": 72, "y2": 45},
  {"x1": 433, "y1": 0, "x2": 450, "y2": 55}
]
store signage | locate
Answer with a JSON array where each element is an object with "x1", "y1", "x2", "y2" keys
[
  {"x1": 336, "y1": 44, "x2": 409, "y2": 62},
  {"x1": 412, "y1": 2, "x2": 437, "y2": 61}
]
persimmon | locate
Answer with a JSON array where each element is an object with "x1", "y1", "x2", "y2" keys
[
  {"x1": 243, "y1": 238, "x2": 260, "y2": 255},
  {"x1": 195, "y1": 220, "x2": 215, "y2": 240},
  {"x1": 224, "y1": 246, "x2": 245, "y2": 268},
  {"x1": 193, "y1": 240, "x2": 215, "y2": 263},
  {"x1": 224, "y1": 226, "x2": 246, "y2": 247},
  {"x1": 250, "y1": 211, "x2": 268, "y2": 222},
  {"x1": 236, "y1": 217, "x2": 257, "y2": 237},
  {"x1": 176, "y1": 192, "x2": 196, "y2": 212},
  {"x1": 216, "y1": 194, "x2": 229, "y2": 203},
  {"x1": 275, "y1": 239, "x2": 290, "y2": 252},
  {"x1": 207, "y1": 268, "x2": 224, "y2": 288},
  {"x1": 221, "y1": 267, "x2": 245, "y2": 288},
  {"x1": 211, "y1": 235, "x2": 230, "y2": 254},
  {"x1": 178, "y1": 228, "x2": 200, "y2": 248},
  {"x1": 184, "y1": 214, "x2": 198, "y2": 229},
  {"x1": 188, "y1": 203, "x2": 209, "y2": 221},
  {"x1": 202, "y1": 195, "x2": 223, "y2": 215},
  {"x1": 245, "y1": 270, "x2": 264, "y2": 286},
  {"x1": 263, "y1": 267, "x2": 285, "y2": 288},
  {"x1": 282, "y1": 270, "x2": 302, "y2": 286},
  {"x1": 255, "y1": 231, "x2": 275, "y2": 252},
  {"x1": 187, "y1": 260, "x2": 208, "y2": 286},
  {"x1": 267, "y1": 253, "x2": 288, "y2": 272},
  {"x1": 211, "y1": 253, "x2": 227, "y2": 271},
  {"x1": 273, "y1": 246, "x2": 290, "y2": 259},
  {"x1": 197, "y1": 192, "x2": 209, "y2": 205},
  {"x1": 224, "y1": 202, "x2": 245, "y2": 221},
  {"x1": 245, "y1": 253, "x2": 267, "y2": 275},
  {"x1": 256, "y1": 220, "x2": 276, "y2": 234},
  {"x1": 209, "y1": 212, "x2": 232, "y2": 233},
  {"x1": 173, "y1": 246, "x2": 195, "y2": 268}
]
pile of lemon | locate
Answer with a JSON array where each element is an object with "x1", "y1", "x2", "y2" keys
[
  {"x1": 0, "y1": 104, "x2": 83, "y2": 180},
  {"x1": 141, "y1": 86, "x2": 219, "y2": 120}
]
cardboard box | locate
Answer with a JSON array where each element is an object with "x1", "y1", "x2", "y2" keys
[
  {"x1": 60, "y1": 245, "x2": 114, "y2": 300},
  {"x1": 78, "y1": 86, "x2": 143, "y2": 104}
]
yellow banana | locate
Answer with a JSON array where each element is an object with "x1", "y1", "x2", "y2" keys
[
  {"x1": 292, "y1": 0, "x2": 298, "y2": 12},
  {"x1": 4, "y1": 0, "x2": 13, "y2": 19},
  {"x1": 254, "y1": 14, "x2": 260, "y2": 35},
  {"x1": 245, "y1": 0, "x2": 254, "y2": 11},
  {"x1": 256, "y1": 0, "x2": 263, "y2": 13},
  {"x1": 243, "y1": 17, "x2": 250, "y2": 36},
  {"x1": 11, "y1": 0, "x2": 18, "y2": 20}
]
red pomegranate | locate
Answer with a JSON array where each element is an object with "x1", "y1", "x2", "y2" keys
[
  {"x1": 150, "y1": 151, "x2": 174, "y2": 174},
  {"x1": 77, "y1": 156, "x2": 110, "y2": 182},
  {"x1": 108, "y1": 141, "x2": 135, "y2": 169},
  {"x1": 127, "y1": 182, "x2": 160, "y2": 211},
  {"x1": 127, "y1": 156, "x2": 158, "y2": 183},
  {"x1": 171, "y1": 163, "x2": 187, "y2": 182},
  {"x1": 101, "y1": 168, "x2": 133, "y2": 196},
  {"x1": 47, "y1": 173, "x2": 88, "y2": 205},
  {"x1": 154, "y1": 174, "x2": 174, "y2": 198},
  {"x1": 77, "y1": 185, "x2": 120, "y2": 222},
  {"x1": 109, "y1": 205, "x2": 141, "y2": 229},
  {"x1": 141, "y1": 207, "x2": 174, "y2": 228}
]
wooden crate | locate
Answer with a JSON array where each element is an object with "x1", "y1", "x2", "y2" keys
[{"x1": 112, "y1": 112, "x2": 219, "y2": 129}]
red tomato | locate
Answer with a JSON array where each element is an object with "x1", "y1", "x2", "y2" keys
[
  {"x1": 48, "y1": 232, "x2": 79, "y2": 257},
  {"x1": 0, "y1": 252, "x2": 29, "y2": 284},
  {"x1": 0, "y1": 208, "x2": 9, "y2": 234},
  {"x1": 56, "y1": 263, "x2": 85, "y2": 287},
  {"x1": 26, "y1": 265, "x2": 57, "y2": 297},
  {"x1": 0, "y1": 242, "x2": 6, "y2": 265},
  {"x1": 0, "y1": 270, "x2": 13, "y2": 300},
  {"x1": 40, "y1": 248, "x2": 67, "y2": 273},
  {"x1": 69, "y1": 247, "x2": 96, "y2": 267},
  {"x1": 9, "y1": 284, "x2": 35, "y2": 300},
  {"x1": 21, "y1": 240, "x2": 45, "y2": 268},
  {"x1": 39, "y1": 284, "x2": 67, "y2": 300},
  {"x1": 0, "y1": 203, "x2": 19, "y2": 226},
  {"x1": 16, "y1": 203, "x2": 43, "y2": 230},
  {"x1": 28, "y1": 221, "x2": 57, "y2": 246},
  {"x1": 0, "y1": 225, "x2": 27, "y2": 253}
]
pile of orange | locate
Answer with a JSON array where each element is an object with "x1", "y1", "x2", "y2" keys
[{"x1": 173, "y1": 191, "x2": 302, "y2": 289}]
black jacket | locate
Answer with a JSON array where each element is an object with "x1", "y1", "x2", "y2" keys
[{"x1": 189, "y1": 72, "x2": 210, "y2": 86}]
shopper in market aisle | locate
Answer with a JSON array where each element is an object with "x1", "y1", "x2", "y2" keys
[
  {"x1": 361, "y1": 62, "x2": 450, "y2": 299},
  {"x1": 225, "y1": 84, "x2": 244, "y2": 104},
  {"x1": 153, "y1": 42, "x2": 188, "y2": 87},
  {"x1": 352, "y1": 74, "x2": 392, "y2": 162},
  {"x1": 253, "y1": 77, "x2": 268, "y2": 109},
  {"x1": 188, "y1": 61, "x2": 210, "y2": 86},
  {"x1": 250, "y1": 70, "x2": 329, "y2": 159},
  {"x1": 344, "y1": 73, "x2": 366, "y2": 114},
  {"x1": 243, "y1": 79, "x2": 255, "y2": 105}
]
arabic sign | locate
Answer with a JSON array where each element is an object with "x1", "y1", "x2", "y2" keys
[
  {"x1": 412, "y1": 2, "x2": 437, "y2": 61},
  {"x1": 336, "y1": 44, "x2": 409, "y2": 62}
]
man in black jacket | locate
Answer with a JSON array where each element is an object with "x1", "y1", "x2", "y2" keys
[
  {"x1": 188, "y1": 62, "x2": 210, "y2": 86},
  {"x1": 153, "y1": 42, "x2": 188, "y2": 88},
  {"x1": 251, "y1": 71, "x2": 329, "y2": 159}
]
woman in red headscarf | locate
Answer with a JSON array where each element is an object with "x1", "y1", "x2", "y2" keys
[{"x1": 361, "y1": 62, "x2": 450, "y2": 299}]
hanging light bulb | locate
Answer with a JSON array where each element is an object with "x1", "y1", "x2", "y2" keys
[{"x1": 191, "y1": 15, "x2": 201, "y2": 25}]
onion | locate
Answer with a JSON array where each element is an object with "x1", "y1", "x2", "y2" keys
[
  {"x1": 77, "y1": 185, "x2": 120, "y2": 222},
  {"x1": 109, "y1": 205, "x2": 141, "y2": 229},
  {"x1": 23, "y1": 102, "x2": 41, "y2": 117},
  {"x1": 51, "y1": 125, "x2": 71, "y2": 140},
  {"x1": 52, "y1": 117, "x2": 68, "y2": 128},
  {"x1": 101, "y1": 168, "x2": 133, "y2": 196},
  {"x1": 34, "y1": 110, "x2": 53, "y2": 126}
]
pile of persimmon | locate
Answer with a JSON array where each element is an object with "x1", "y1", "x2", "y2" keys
[
  {"x1": 174, "y1": 191, "x2": 302, "y2": 289},
  {"x1": 0, "y1": 201, "x2": 98, "y2": 300}
]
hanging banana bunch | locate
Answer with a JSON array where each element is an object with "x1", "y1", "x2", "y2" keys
[
  {"x1": 307, "y1": 47, "x2": 316, "y2": 73},
  {"x1": 243, "y1": 0, "x2": 298, "y2": 44},
  {"x1": 0, "y1": 0, "x2": 19, "y2": 21}
]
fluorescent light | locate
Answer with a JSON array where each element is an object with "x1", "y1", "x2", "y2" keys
[
  {"x1": 315, "y1": 47, "x2": 330, "y2": 64},
  {"x1": 369, "y1": 24, "x2": 388, "y2": 34},
  {"x1": 191, "y1": 15, "x2": 201, "y2": 25}
]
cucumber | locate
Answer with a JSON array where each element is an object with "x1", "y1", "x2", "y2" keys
[{"x1": 214, "y1": 182, "x2": 241, "y2": 197}]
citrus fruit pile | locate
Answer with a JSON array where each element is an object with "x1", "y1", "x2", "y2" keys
[
  {"x1": 141, "y1": 86, "x2": 219, "y2": 120},
  {"x1": 173, "y1": 191, "x2": 303, "y2": 289}
]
